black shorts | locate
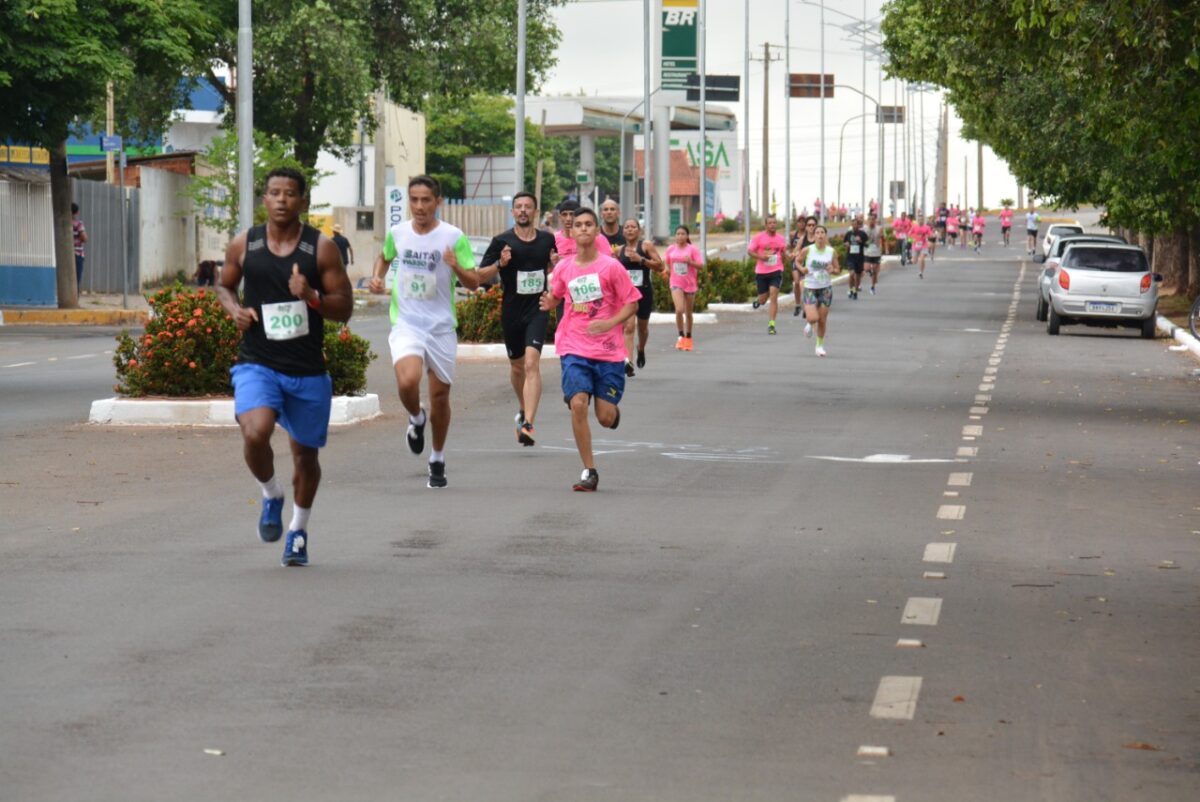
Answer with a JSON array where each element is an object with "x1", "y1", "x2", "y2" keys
[
  {"x1": 502, "y1": 309, "x2": 549, "y2": 360},
  {"x1": 756, "y1": 271, "x2": 783, "y2": 295},
  {"x1": 635, "y1": 283, "x2": 654, "y2": 320},
  {"x1": 847, "y1": 256, "x2": 865, "y2": 274},
  {"x1": 1001, "y1": 225, "x2": 1011, "y2": 232}
]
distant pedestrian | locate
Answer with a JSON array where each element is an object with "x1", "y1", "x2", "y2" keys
[
  {"x1": 194, "y1": 260, "x2": 216, "y2": 287},
  {"x1": 330, "y1": 224, "x2": 354, "y2": 268},
  {"x1": 71, "y1": 203, "x2": 88, "y2": 292}
]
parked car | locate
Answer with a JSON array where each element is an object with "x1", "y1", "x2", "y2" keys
[
  {"x1": 1037, "y1": 233, "x2": 1128, "y2": 321},
  {"x1": 1045, "y1": 243, "x2": 1161, "y2": 338},
  {"x1": 1040, "y1": 223, "x2": 1085, "y2": 261}
]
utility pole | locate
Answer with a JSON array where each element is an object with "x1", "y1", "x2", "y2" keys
[
  {"x1": 751, "y1": 43, "x2": 782, "y2": 220},
  {"x1": 237, "y1": 0, "x2": 254, "y2": 231},
  {"x1": 977, "y1": 140, "x2": 984, "y2": 210},
  {"x1": 105, "y1": 83, "x2": 115, "y2": 184},
  {"x1": 743, "y1": 0, "x2": 750, "y2": 251},
  {"x1": 514, "y1": 0, "x2": 527, "y2": 194}
]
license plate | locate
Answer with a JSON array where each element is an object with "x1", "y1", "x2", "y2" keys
[{"x1": 1086, "y1": 301, "x2": 1119, "y2": 313}]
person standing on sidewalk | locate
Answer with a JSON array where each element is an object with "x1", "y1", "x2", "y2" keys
[
  {"x1": 369, "y1": 175, "x2": 481, "y2": 489},
  {"x1": 330, "y1": 224, "x2": 354, "y2": 268},
  {"x1": 477, "y1": 191, "x2": 557, "y2": 446},
  {"x1": 539, "y1": 208, "x2": 641, "y2": 492},
  {"x1": 664, "y1": 225, "x2": 704, "y2": 351},
  {"x1": 217, "y1": 167, "x2": 354, "y2": 567},
  {"x1": 71, "y1": 203, "x2": 88, "y2": 294},
  {"x1": 749, "y1": 214, "x2": 787, "y2": 335}
]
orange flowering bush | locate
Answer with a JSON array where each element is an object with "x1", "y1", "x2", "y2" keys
[
  {"x1": 114, "y1": 284, "x2": 376, "y2": 397},
  {"x1": 114, "y1": 284, "x2": 240, "y2": 396}
]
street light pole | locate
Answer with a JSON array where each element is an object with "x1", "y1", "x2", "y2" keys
[
  {"x1": 838, "y1": 112, "x2": 872, "y2": 207},
  {"x1": 784, "y1": 0, "x2": 791, "y2": 241},
  {"x1": 514, "y1": 0, "x2": 527, "y2": 194},
  {"x1": 743, "y1": 0, "x2": 750, "y2": 254},
  {"x1": 237, "y1": 0, "x2": 254, "y2": 231}
]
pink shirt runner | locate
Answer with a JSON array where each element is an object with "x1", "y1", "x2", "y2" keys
[
  {"x1": 910, "y1": 224, "x2": 933, "y2": 249},
  {"x1": 664, "y1": 243, "x2": 703, "y2": 292},
  {"x1": 971, "y1": 215, "x2": 986, "y2": 234},
  {"x1": 892, "y1": 218, "x2": 911, "y2": 240},
  {"x1": 550, "y1": 252, "x2": 642, "y2": 363},
  {"x1": 999, "y1": 209, "x2": 1013, "y2": 227},
  {"x1": 749, "y1": 231, "x2": 787, "y2": 274},
  {"x1": 555, "y1": 230, "x2": 611, "y2": 260}
]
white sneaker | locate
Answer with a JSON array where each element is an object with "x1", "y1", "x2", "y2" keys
[
  {"x1": 815, "y1": 344, "x2": 827, "y2": 357},
  {"x1": 804, "y1": 322, "x2": 813, "y2": 339}
]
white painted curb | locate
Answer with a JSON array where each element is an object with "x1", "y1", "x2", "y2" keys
[
  {"x1": 88, "y1": 393, "x2": 382, "y2": 426},
  {"x1": 1156, "y1": 314, "x2": 1200, "y2": 361},
  {"x1": 458, "y1": 312, "x2": 718, "y2": 360}
]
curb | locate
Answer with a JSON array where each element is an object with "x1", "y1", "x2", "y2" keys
[
  {"x1": 1156, "y1": 315, "x2": 1200, "y2": 361},
  {"x1": 88, "y1": 393, "x2": 382, "y2": 427},
  {"x1": 0, "y1": 308, "x2": 149, "y2": 327},
  {"x1": 458, "y1": 311, "x2": 719, "y2": 360}
]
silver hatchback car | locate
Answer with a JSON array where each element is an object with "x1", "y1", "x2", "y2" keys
[{"x1": 1045, "y1": 243, "x2": 1161, "y2": 338}]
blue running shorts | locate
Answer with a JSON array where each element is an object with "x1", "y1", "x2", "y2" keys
[
  {"x1": 232, "y1": 362, "x2": 332, "y2": 449},
  {"x1": 560, "y1": 354, "x2": 625, "y2": 406}
]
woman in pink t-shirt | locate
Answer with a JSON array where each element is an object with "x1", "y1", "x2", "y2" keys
[
  {"x1": 910, "y1": 213, "x2": 934, "y2": 278},
  {"x1": 664, "y1": 225, "x2": 705, "y2": 351}
]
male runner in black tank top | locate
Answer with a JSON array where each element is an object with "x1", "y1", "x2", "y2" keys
[
  {"x1": 599, "y1": 199, "x2": 626, "y2": 253},
  {"x1": 217, "y1": 167, "x2": 353, "y2": 567},
  {"x1": 790, "y1": 216, "x2": 817, "y2": 316},
  {"x1": 616, "y1": 218, "x2": 663, "y2": 373},
  {"x1": 478, "y1": 191, "x2": 557, "y2": 446}
]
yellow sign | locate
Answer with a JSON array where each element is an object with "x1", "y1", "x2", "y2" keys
[
  {"x1": 0, "y1": 146, "x2": 8, "y2": 161},
  {"x1": 31, "y1": 148, "x2": 49, "y2": 164},
  {"x1": 9, "y1": 146, "x2": 30, "y2": 163}
]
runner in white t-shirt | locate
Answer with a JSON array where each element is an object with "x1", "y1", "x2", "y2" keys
[
  {"x1": 1025, "y1": 209, "x2": 1041, "y2": 256},
  {"x1": 369, "y1": 175, "x2": 479, "y2": 489}
]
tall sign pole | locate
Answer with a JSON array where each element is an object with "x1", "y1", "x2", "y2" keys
[
  {"x1": 644, "y1": 0, "x2": 653, "y2": 232},
  {"x1": 698, "y1": 0, "x2": 707, "y2": 257},
  {"x1": 743, "y1": 0, "x2": 750, "y2": 253},
  {"x1": 783, "y1": 0, "x2": 791, "y2": 242},
  {"x1": 237, "y1": 0, "x2": 254, "y2": 231},
  {"x1": 514, "y1": 0, "x2": 527, "y2": 194}
]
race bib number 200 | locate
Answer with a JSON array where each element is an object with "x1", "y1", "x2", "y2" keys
[{"x1": 263, "y1": 300, "x2": 309, "y2": 341}]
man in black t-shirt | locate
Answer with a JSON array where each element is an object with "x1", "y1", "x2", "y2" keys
[
  {"x1": 217, "y1": 167, "x2": 353, "y2": 567},
  {"x1": 478, "y1": 191, "x2": 557, "y2": 446},
  {"x1": 843, "y1": 216, "x2": 869, "y2": 300},
  {"x1": 599, "y1": 199, "x2": 626, "y2": 254}
]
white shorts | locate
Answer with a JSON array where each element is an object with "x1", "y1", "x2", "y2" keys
[{"x1": 388, "y1": 320, "x2": 457, "y2": 384}]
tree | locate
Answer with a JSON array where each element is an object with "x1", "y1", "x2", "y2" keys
[
  {"x1": 204, "y1": 0, "x2": 565, "y2": 175},
  {"x1": 0, "y1": 0, "x2": 214, "y2": 308}
]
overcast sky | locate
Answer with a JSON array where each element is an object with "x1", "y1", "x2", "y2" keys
[{"x1": 538, "y1": 0, "x2": 1023, "y2": 214}]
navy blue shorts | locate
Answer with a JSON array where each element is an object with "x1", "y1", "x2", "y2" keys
[
  {"x1": 561, "y1": 354, "x2": 625, "y2": 406},
  {"x1": 232, "y1": 362, "x2": 332, "y2": 449}
]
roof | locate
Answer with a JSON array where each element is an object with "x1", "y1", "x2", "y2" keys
[
  {"x1": 0, "y1": 166, "x2": 50, "y2": 184},
  {"x1": 634, "y1": 151, "x2": 719, "y2": 197}
]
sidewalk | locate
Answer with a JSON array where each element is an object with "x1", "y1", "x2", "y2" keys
[{"x1": 0, "y1": 291, "x2": 151, "y2": 326}]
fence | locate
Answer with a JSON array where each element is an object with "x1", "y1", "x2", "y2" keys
[
  {"x1": 439, "y1": 200, "x2": 512, "y2": 237},
  {"x1": 0, "y1": 176, "x2": 55, "y2": 305},
  {"x1": 74, "y1": 178, "x2": 140, "y2": 295},
  {"x1": 138, "y1": 167, "x2": 197, "y2": 285}
]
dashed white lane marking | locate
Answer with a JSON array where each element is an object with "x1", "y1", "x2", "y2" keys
[
  {"x1": 974, "y1": 394, "x2": 991, "y2": 403},
  {"x1": 856, "y1": 745, "x2": 892, "y2": 758},
  {"x1": 922, "y1": 571, "x2": 946, "y2": 580},
  {"x1": 984, "y1": 366, "x2": 998, "y2": 375},
  {"x1": 870, "y1": 676, "x2": 923, "y2": 719},
  {"x1": 66, "y1": 353, "x2": 98, "y2": 360},
  {"x1": 957, "y1": 446, "x2": 978, "y2": 457},
  {"x1": 979, "y1": 383, "x2": 994, "y2": 391},
  {"x1": 46, "y1": 357, "x2": 58, "y2": 362},
  {"x1": 962, "y1": 425, "x2": 983, "y2": 437},
  {"x1": 936, "y1": 504, "x2": 965, "y2": 520},
  {"x1": 924, "y1": 542, "x2": 957, "y2": 563},
  {"x1": 943, "y1": 491, "x2": 959, "y2": 497},
  {"x1": 970, "y1": 406, "x2": 989, "y2": 414},
  {"x1": 3, "y1": 361, "x2": 36, "y2": 368},
  {"x1": 841, "y1": 796, "x2": 896, "y2": 802},
  {"x1": 947, "y1": 472, "x2": 973, "y2": 487},
  {"x1": 902, "y1": 597, "x2": 943, "y2": 625},
  {"x1": 896, "y1": 638, "x2": 924, "y2": 649}
]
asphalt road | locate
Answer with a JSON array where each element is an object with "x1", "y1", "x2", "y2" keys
[{"x1": 1, "y1": 237, "x2": 1198, "y2": 801}]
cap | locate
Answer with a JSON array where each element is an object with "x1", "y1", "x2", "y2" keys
[{"x1": 332, "y1": 223, "x2": 343, "y2": 233}]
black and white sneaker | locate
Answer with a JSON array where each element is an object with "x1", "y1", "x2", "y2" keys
[
  {"x1": 573, "y1": 468, "x2": 599, "y2": 492},
  {"x1": 636, "y1": 350, "x2": 646, "y2": 369},
  {"x1": 427, "y1": 460, "x2": 447, "y2": 488},
  {"x1": 624, "y1": 360, "x2": 635, "y2": 378},
  {"x1": 792, "y1": 305, "x2": 802, "y2": 317},
  {"x1": 406, "y1": 406, "x2": 426, "y2": 455}
]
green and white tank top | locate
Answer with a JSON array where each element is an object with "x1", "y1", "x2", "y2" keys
[
  {"x1": 382, "y1": 220, "x2": 476, "y2": 332},
  {"x1": 804, "y1": 245, "x2": 835, "y2": 289}
]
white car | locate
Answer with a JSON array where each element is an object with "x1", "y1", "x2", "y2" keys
[
  {"x1": 1045, "y1": 243, "x2": 1161, "y2": 338},
  {"x1": 1036, "y1": 233, "x2": 1127, "y2": 321},
  {"x1": 1040, "y1": 223, "x2": 1084, "y2": 261}
]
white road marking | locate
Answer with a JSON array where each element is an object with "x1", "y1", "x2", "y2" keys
[
  {"x1": 961, "y1": 435, "x2": 977, "y2": 441},
  {"x1": 988, "y1": 358, "x2": 1002, "y2": 365},
  {"x1": 979, "y1": 383, "x2": 994, "y2": 391},
  {"x1": 984, "y1": 366, "x2": 998, "y2": 375},
  {"x1": 962, "y1": 425, "x2": 983, "y2": 437},
  {"x1": 841, "y1": 796, "x2": 896, "y2": 802},
  {"x1": 3, "y1": 362, "x2": 36, "y2": 368},
  {"x1": 46, "y1": 357, "x2": 58, "y2": 362},
  {"x1": 924, "y1": 542, "x2": 957, "y2": 563},
  {"x1": 923, "y1": 571, "x2": 947, "y2": 580},
  {"x1": 856, "y1": 745, "x2": 892, "y2": 758},
  {"x1": 975, "y1": 394, "x2": 991, "y2": 403},
  {"x1": 870, "y1": 675, "x2": 923, "y2": 719},
  {"x1": 969, "y1": 415, "x2": 982, "y2": 421},
  {"x1": 970, "y1": 406, "x2": 989, "y2": 415},
  {"x1": 902, "y1": 597, "x2": 943, "y2": 625},
  {"x1": 896, "y1": 638, "x2": 924, "y2": 649},
  {"x1": 948, "y1": 472, "x2": 973, "y2": 487},
  {"x1": 66, "y1": 353, "x2": 98, "y2": 360},
  {"x1": 808, "y1": 453, "x2": 955, "y2": 464},
  {"x1": 943, "y1": 491, "x2": 959, "y2": 497},
  {"x1": 937, "y1": 505, "x2": 965, "y2": 520},
  {"x1": 957, "y1": 446, "x2": 978, "y2": 457}
]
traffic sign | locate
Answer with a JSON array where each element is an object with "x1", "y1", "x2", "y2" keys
[
  {"x1": 876, "y1": 106, "x2": 906, "y2": 124},
  {"x1": 686, "y1": 74, "x2": 741, "y2": 103},
  {"x1": 100, "y1": 135, "x2": 123, "y2": 153},
  {"x1": 789, "y1": 74, "x2": 834, "y2": 99}
]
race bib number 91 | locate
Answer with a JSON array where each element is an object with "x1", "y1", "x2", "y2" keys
[
  {"x1": 567, "y1": 273, "x2": 603, "y2": 305},
  {"x1": 402, "y1": 270, "x2": 436, "y2": 300},
  {"x1": 263, "y1": 300, "x2": 309, "y2": 341}
]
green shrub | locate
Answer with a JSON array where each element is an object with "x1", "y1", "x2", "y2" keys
[
  {"x1": 456, "y1": 285, "x2": 559, "y2": 344},
  {"x1": 114, "y1": 283, "x2": 376, "y2": 397},
  {"x1": 719, "y1": 218, "x2": 740, "y2": 233},
  {"x1": 323, "y1": 321, "x2": 376, "y2": 396}
]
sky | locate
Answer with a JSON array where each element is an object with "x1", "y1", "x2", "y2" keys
[{"x1": 538, "y1": 0, "x2": 1024, "y2": 216}]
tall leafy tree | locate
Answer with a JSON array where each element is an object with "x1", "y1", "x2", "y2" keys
[{"x1": 0, "y1": 0, "x2": 214, "y2": 307}]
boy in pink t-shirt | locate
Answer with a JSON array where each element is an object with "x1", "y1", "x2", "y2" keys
[
  {"x1": 748, "y1": 214, "x2": 788, "y2": 334},
  {"x1": 553, "y1": 199, "x2": 610, "y2": 262},
  {"x1": 540, "y1": 209, "x2": 641, "y2": 492}
]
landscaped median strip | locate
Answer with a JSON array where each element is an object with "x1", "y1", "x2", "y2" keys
[
  {"x1": 88, "y1": 394, "x2": 381, "y2": 426},
  {"x1": 0, "y1": 308, "x2": 149, "y2": 326}
]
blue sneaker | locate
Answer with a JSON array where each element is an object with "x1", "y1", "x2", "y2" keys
[
  {"x1": 281, "y1": 529, "x2": 309, "y2": 567},
  {"x1": 258, "y1": 496, "x2": 284, "y2": 543}
]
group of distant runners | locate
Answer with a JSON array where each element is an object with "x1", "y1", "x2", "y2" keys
[{"x1": 218, "y1": 171, "x2": 1030, "y2": 566}]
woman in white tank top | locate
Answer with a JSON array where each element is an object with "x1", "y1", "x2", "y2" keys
[{"x1": 794, "y1": 224, "x2": 841, "y2": 357}]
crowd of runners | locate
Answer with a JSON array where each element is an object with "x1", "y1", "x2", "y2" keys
[{"x1": 218, "y1": 171, "x2": 1034, "y2": 565}]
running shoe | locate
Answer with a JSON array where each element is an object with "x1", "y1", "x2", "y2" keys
[
  {"x1": 792, "y1": 305, "x2": 802, "y2": 317},
  {"x1": 919, "y1": 273, "x2": 924, "y2": 279},
  {"x1": 427, "y1": 460, "x2": 447, "y2": 489},
  {"x1": 281, "y1": 529, "x2": 308, "y2": 567},
  {"x1": 675, "y1": 336, "x2": 685, "y2": 350},
  {"x1": 848, "y1": 289, "x2": 854, "y2": 299},
  {"x1": 625, "y1": 360, "x2": 635, "y2": 377},
  {"x1": 752, "y1": 299, "x2": 761, "y2": 310},
  {"x1": 636, "y1": 350, "x2": 646, "y2": 369},
  {"x1": 518, "y1": 421, "x2": 536, "y2": 447},
  {"x1": 870, "y1": 286, "x2": 876, "y2": 295},
  {"x1": 815, "y1": 344, "x2": 827, "y2": 357},
  {"x1": 258, "y1": 496, "x2": 285, "y2": 543},
  {"x1": 768, "y1": 322, "x2": 777, "y2": 335},
  {"x1": 515, "y1": 410, "x2": 525, "y2": 443},
  {"x1": 573, "y1": 468, "x2": 599, "y2": 492},
  {"x1": 406, "y1": 406, "x2": 426, "y2": 455},
  {"x1": 682, "y1": 337, "x2": 693, "y2": 352},
  {"x1": 804, "y1": 322, "x2": 813, "y2": 339}
]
